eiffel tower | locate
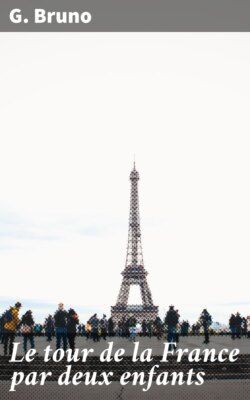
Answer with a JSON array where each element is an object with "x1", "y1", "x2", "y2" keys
[{"x1": 111, "y1": 163, "x2": 158, "y2": 323}]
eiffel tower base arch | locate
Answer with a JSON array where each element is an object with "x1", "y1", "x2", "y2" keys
[{"x1": 111, "y1": 304, "x2": 159, "y2": 324}]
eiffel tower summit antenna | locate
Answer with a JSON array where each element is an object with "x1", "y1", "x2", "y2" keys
[{"x1": 111, "y1": 164, "x2": 159, "y2": 323}]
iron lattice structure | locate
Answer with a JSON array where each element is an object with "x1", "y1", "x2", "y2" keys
[{"x1": 111, "y1": 164, "x2": 158, "y2": 323}]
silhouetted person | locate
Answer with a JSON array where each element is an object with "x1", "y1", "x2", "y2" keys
[
  {"x1": 108, "y1": 317, "x2": 114, "y2": 337},
  {"x1": 80, "y1": 324, "x2": 86, "y2": 337},
  {"x1": 175, "y1": 310, "x2": 180, "y2": 343},
  {"x1": 54, "y1": 303, "x2": 68, "y2": 351},
  {"x1": 147, "y1": 321, "x2": 153, "y2": 338},
  {"x1": 34, "y1": 324, "x2": 43, "y2": 337},
  {"x1": 89, "y1": 314, "x2": 99, "y2": 342},
  {"x1": 142, "y1": 319, "x2": 147, "y2": 336},
  {"x1": 199, "y1": 309, "x2": 212, "y2": 344},
  {"x1": 154, "y1": 316, "x2": 163, "y2": 340},
  {"x1": 100, "y1": 314, "x2": 107, "y2": 340},
  {"x1": 229, "y1": 314, "x2": 236, "y2": 339},
  {"x1": 20, "y1": 310, "x2": 35, "y2": 354},
  {"x1": 85, "y1": 321, "x2": 91, "y2": 339},
  {"x1": 67, "y1": 308, "x2": 79, "y2": 351},
  {"x1": 235, "y1": 312, "x2": 242, "y2": 339},
  {"x1": 3, "y1": 302, "x2": 22, "y2": 356},
  {"x1": 45, "y1": 315, "x2": 54, "y2": 341},
  {"x1": 242, "y1": 317, "x2": 247, "y2": 338},
  {"x1": 165, "y1": 305, "x2": 179, "y2": 347},
  {"x1": 0, "y1": 313, "x2": 5, "y2": 344},
  {"x1": 127, "y1": 317, "x2": 137, "y2": 342},
  {"x1": 181, "y1": 320, "x2": 190, "y2": 337}
]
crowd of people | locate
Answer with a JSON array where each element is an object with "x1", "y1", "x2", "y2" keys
[
  {"x1": 229, "y1": 312, "x2": 249, "y2": 339},
  {"x1": 0, "y1": 302, "x2": 249, "y2": 356}
]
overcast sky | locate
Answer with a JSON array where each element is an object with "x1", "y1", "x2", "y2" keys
[{"x1": 0, "y1": 33, "x2": 250, "y2": 324}]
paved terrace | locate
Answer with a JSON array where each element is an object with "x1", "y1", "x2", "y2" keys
[
  {"x1": 0, "y1": 380, "x2": 250, "y2": 400},
  {"x1": 0, "y1": 336, "x2": 249, "y2": 356},
  {"x1": 0, "y1": 336, "x2": 249, "y2": 399}
]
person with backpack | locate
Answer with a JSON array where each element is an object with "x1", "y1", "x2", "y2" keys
[
  {"x1": 67, "y1": 308, "x2": 79, "y2": 351},
  {"x1": 54, "y1": 303, "x2": 68, "y2": 351},
  {"x1": 3, "y1": 302, "x2": 22, "y2": 356},
  {"x1": 20, "y1": 310, "x2": 35, "y2": 354}
]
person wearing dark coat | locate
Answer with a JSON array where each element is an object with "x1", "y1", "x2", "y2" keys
[
  {"x1": 235, "y1": 312, "x2": 243, "y2": 339},
  {"x1": 45, "y1": 315, "x2": 54, "y2": 341},
  {"x1": 100, "y1": 315, "x2": 108, "y2": 340},
  {"x1": 20, "y1": 310, "x2": 35, "y2": 354},
  {"x1": 54, "y1": 303, "x2": 68, "y2": 351},
  {"x1": 108, "y1": 317, "x2": 114, "y2": 337},
  {"x1": 165, "y1": 305, "x2": 179, "y2": 346},
  {"x1": 142, "y1": 319, "x2": 147, "y2": 337},
  {"x1": 67, "y1": 309, "x2": 79, "y2": 351},
  {"x1": 229, "y1": 314, "x2": 236, "y2": 339},
  {"x1": 154, "y1": 316, "x2": 163, "y2": 340},
  {"x1": 199, "y1": 309, "x2": 212, "y2": 344}
]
